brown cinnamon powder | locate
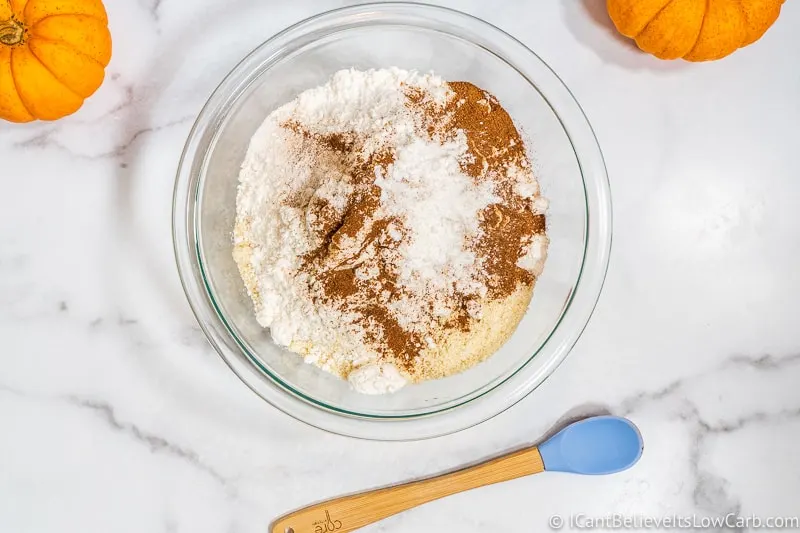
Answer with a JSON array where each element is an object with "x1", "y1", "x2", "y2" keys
[
  {"x1": 443, "y1": 82, "x2": 528, "y2": 181},
  {"x1": 281, "y1": 81, "x2": 546, "y2": 375},
  {"x1": 283, "y1": 123, "x2": 427, "y2": 368},
  {"x1": 416, "y1": 81, "x2": 547, "y2": 300}
]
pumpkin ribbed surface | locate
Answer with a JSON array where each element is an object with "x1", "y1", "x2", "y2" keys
[
  {"x1": 0, "y1": 0, "x2": 111, "y2": 122},
  {"x1": 607, "y1": 0, "x2": 784, "y2": 61}
]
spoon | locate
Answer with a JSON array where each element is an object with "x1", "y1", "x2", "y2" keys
[{"x1": 271, "y1": 416, "x2": 643, "y2": 533}]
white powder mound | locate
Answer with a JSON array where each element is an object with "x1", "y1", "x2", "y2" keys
[
  {"x1": 233, "y1": 68, "x2": 548, "y2": 395},
  {"x1": 375, "y1": 133, "x2": 498, "y2": 293},
  {"x1": 347, "y1": 363, "x2": 407, "y2": 395},
  {"x1": 518, "y1": 234, "x2": 549, "y2": 275},
  {"x1": 273, "y1": 68, "x2": 450, "y2": 157},
  {"x1": 236, "y1": 68, "x2": 461, "y2": 393}
]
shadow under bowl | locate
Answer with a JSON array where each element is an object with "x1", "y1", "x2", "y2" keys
[{"x1": 173, "y1": 2, "x2": 612, "y2": 440}]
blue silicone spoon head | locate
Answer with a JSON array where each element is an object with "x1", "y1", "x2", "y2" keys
[{"x1": 538, "y1": 416, "x2": 643, "y2": 475}]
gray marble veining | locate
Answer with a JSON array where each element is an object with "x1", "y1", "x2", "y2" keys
[{"x1": 1, "y1": 1, "x2": 799, "y2": 532}]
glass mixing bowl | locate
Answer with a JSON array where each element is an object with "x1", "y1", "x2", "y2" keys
[{"x1": 173, "y1": 2, "x2": 611, "y2": 440}]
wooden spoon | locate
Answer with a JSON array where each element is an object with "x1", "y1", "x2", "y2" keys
[{"x1": 271, "y1": 416, "x2": 643, "y2": 533}]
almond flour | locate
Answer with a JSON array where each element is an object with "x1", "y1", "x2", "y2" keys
[{"x1": 233, "y1": 68, "x2": 548, "y2": 394}]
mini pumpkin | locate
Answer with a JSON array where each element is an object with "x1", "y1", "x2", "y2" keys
[
  {"x1": 0, "y1": 0, "x2": 111, "y2": 122},
  {"x1": 607, "y1": 0, "x2": 785, "y2": 61}
]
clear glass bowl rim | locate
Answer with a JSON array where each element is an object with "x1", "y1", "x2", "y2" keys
[{"x1": 172, "y1": 1, "x2": 612, "y2": 440}]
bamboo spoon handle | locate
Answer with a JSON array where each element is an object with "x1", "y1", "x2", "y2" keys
[{"x1": 270, "y1": 446, "x2": 545, "y2": 533}]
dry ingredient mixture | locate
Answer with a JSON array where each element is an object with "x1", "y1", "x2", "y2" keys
[{"x1": 234, "y1": 68, "x2": 548, "y2": 394}]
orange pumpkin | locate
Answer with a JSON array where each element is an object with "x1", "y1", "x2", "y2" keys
[
  {"x1": 607, "y1": 0, "x2": 785, "y2": 61},
  {"x1": 0, "y1": 0, "x2": 111, "y2": 122}
]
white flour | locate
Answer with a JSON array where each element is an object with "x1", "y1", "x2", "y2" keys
[
  {"x1": 233, "y1": 68, "x2": 545, "y2": 395},
  {"x1": 375, "y1": 133, "x2": 498, "y2": 296},
  {"x1": 236, "y1": 69, "x2": 465, "y2": 393}
]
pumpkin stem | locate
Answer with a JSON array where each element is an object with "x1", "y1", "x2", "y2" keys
[{"x1": 0, "y1": 18, "x2": 25, "y2": 46}]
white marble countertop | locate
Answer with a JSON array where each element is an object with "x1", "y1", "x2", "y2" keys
[{"x1": 2, "y1": 1, "x2": 799, "y2": 531}]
